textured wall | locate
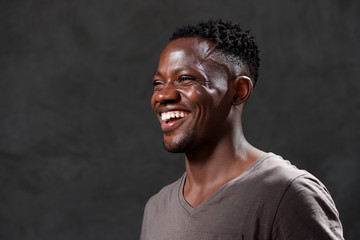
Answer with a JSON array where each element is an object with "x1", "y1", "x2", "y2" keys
[{"x1": 0, "y1": 0, "x2": 359, "y2": 239}]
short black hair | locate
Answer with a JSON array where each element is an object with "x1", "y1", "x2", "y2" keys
[{"x1": 170, "y1": 19, "x2": 260, "y2": 85}]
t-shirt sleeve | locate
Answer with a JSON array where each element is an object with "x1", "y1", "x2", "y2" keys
[{"x1": 272, "y1": 175, "x2": 344, "y2": 240}]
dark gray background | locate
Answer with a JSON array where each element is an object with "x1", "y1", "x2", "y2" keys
[{"x1": 0, "y1": 0, "x2": 359, "y2": 239}]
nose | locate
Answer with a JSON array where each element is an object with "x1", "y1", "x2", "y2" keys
[{"x1": 152, "y1": 82, "x2": 180, "y2": 104}]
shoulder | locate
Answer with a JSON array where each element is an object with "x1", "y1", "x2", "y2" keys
[
  {"x1": 144, "y1": 174, "x2": 184, "y2": 212},
  {"x1": 271, "y1": 172, "x2": 344, "y2": 239},
  {"x1": 248, "y1": 153, "x2": 310, "y2": 190},
  {"x1": 141, "y1": 175, "x2": 184, "y2": 240},
  {"x1": 249, "y1": 154, "x2": 343, "y2": 239}
]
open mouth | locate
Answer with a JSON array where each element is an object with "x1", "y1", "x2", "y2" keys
[{"x1": 161, "y1": 110, "x2": 189, "y2": 123}]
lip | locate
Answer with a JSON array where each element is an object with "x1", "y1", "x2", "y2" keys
[
  {"x1": 156, "y1": 105, "x2": 191, "y2": 132},
  {"x1": 158, "y1": 106, "x2": 190, "y2": 114},
  {"x1": 160, "y1": 114, "x2": 189, "y2": 132}
]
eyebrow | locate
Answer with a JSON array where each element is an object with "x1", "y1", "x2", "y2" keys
[{"x1": 153, "y1": 67, "x2": 199, "y2": 77}]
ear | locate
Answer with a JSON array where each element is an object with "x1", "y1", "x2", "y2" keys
[{"x1": 232, "y1": 76, "x2": 253, "y2": 105}]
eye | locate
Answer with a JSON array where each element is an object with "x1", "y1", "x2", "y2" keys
[
  {"x1": 152, "y1": 80, "x2": 164, "y2": 90},
  {"x1": 178, "y1": 76, "x2": 196, "y2": 82},
  {"x1": 152, "y1": 80, "x2": 162, "y2": 86}
]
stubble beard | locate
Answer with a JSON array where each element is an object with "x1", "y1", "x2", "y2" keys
[{"x1": 163, "y1": 129, "x2": 196, "y2": 153}]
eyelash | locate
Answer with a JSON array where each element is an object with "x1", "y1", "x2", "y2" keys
[
  {"x1": 179, "y1": 76, "x2": 195, "y2": 82},
  {"x1": 152, "y1": 76, "x2": 196, "y2": 88},
  {"x1": 152, "y1": 80, "x2": 162, "y2": 86}
]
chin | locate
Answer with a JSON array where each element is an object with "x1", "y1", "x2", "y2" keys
[
  {"x1": 163, "y1": 131, "x2": 195, "y2": 153},
  {"x1": 163, "y1": 144, "x2": 186, "y2": 153}
]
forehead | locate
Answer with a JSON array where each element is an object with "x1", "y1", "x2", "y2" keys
[
  {"x1": 158, "y1": 37, "x2": 240, "y2": 76},
  {"x1": 159, "y1": 38, "x2": 216, "y2": 66}
]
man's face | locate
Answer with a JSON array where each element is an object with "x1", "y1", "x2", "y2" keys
[{"x1": 151, "y1": 38, "x2": 235, "y2": 153}]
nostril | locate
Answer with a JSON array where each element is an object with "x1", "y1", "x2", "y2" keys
[{"x1": 156, "y1": 88, "x2": 181, "y2": 104}]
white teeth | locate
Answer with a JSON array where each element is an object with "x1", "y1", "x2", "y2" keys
[{"x1": 161, "y1": 111, "x2": 188, "y2": 121}]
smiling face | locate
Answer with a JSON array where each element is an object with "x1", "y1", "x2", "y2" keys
[{"x1": 151, "y1": 38, "x2": 237, "y2": 153}]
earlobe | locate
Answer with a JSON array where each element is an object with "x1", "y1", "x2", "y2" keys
[{"x1": 232, "y1": 76, "x2": 253, "y2": 105}]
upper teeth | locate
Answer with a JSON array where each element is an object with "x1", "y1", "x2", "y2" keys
[{"x1": 161, "y1": 111, "x2": 188, "y2": 121}]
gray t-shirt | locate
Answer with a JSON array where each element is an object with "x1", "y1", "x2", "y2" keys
[{"x1": 140, "y1": 153, "x2": 343, "y2": 240}]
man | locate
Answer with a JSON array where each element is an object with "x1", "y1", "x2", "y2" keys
[{"x1": 140, "y1": 19, "x2": 343, "y2": 239}]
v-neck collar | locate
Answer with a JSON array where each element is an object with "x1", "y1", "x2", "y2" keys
[{"x1": 177, "y1": 152, "x2": 275, "y2": 215}]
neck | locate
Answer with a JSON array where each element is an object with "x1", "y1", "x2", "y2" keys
[
  {"x1": 182, "y1": 109, "x2": 265, "y2": 207},
  {"x1": 184, "y1": 125, "x2": 264, "y2": 189}
]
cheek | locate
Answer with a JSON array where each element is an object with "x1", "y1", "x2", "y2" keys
[
  {"x1": 185, "y1": 85, "x2": 232, "y2": 116},
  {"x1": 212, "y1": 75, "x2": 229, "y2": 92},
  {"x1": 182, "y1": 88, "x2": 222, "y2": 119},
  {"x1": 184, "y1": 87, "x2": 213, "y2": 104}
]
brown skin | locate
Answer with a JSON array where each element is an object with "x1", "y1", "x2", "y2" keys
[{"x1": 151, "y1": 37, "x2": 265, "y2": 207}]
